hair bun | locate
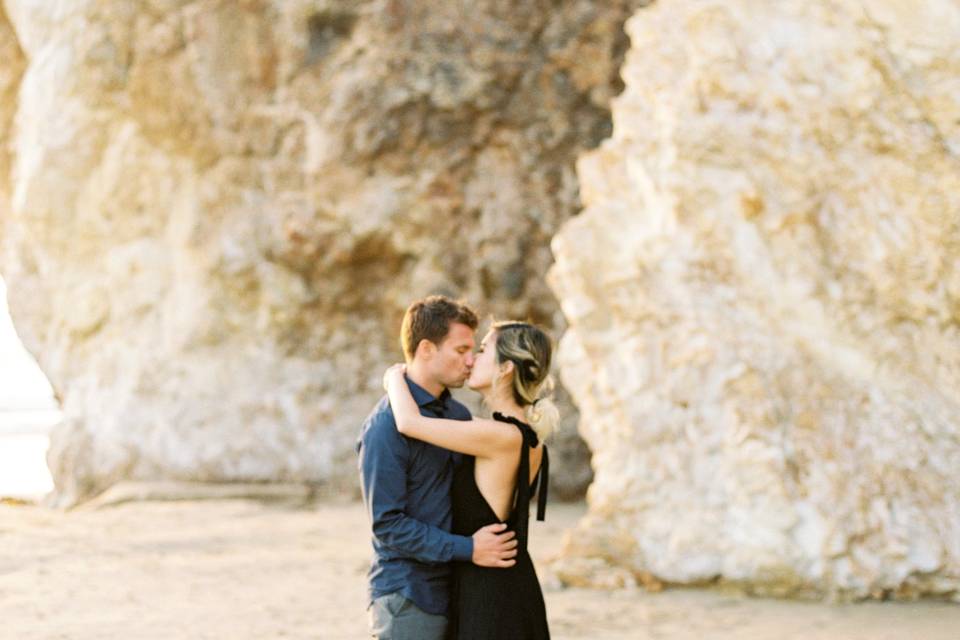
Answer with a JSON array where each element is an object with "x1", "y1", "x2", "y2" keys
[{"x1": 524, "y1": 396, "x2": 559, "y2": 442}]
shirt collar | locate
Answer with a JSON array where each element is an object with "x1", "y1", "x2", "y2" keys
[{"x1": 405, "y1": 375, "x2": 451, "y2": 409}]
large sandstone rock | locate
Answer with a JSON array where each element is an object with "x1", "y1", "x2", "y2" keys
[
  {"x1": 0, "y1": 4, "x2": 24, "y2": 217},
  {"x1": 549, "y1": 0, "x2": 960, "y2": 600},
  {"x1": 0, "y1": 0, "x2": 643, "y2": 505}
]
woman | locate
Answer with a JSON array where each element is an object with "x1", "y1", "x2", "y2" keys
[{"x1": 383, "y1": 320, "x2": 556, "y2": 640}]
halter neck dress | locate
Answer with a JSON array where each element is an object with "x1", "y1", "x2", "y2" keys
[{"x1": 446, "y1": 412, "x2": 551, "y2": 640}]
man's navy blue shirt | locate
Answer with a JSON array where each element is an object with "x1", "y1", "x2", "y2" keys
[{"x1": 357, "y1": 376, "x2": 473, "y2": 616}]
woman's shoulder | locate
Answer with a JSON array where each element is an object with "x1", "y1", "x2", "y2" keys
[{"x1": 473, "y1": 415, "x2": 524, "y2": 449}]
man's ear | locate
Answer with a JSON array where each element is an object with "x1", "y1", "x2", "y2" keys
[{"x1": 416, "y1": 339, "x2": 437, "y2": 360}]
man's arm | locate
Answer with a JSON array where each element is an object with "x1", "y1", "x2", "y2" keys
[{"x1": 360, "y1": 411, "x2": 516, "y2": 567}]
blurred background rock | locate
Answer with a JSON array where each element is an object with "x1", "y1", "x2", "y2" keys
[
  {"x1": 1, "y1": 0, "x2": 958, "y2": 603},
  {"x1": 0, "y1": 0, "x2": 647, "y2": 506}
]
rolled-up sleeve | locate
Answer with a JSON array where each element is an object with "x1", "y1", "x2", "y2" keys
[{"x1": 359, "y1": 412, "x2": 473, "y2": 563}]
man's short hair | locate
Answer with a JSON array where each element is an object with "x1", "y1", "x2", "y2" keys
[{"x1": 401, "y1": 295, "x2": 479, "y2": 361}]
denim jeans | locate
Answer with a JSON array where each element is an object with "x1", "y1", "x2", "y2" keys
[{"x1": 369, "y1": 592, "x2": 447, "y2": 640}]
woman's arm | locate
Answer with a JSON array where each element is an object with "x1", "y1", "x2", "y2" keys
[{"x1": 384, "y1": 364, "x2": 519, "y2": 458}]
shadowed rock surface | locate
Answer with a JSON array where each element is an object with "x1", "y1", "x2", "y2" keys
[{"x1": 0, "y1": 0, "x2": 646, "y2": 505}]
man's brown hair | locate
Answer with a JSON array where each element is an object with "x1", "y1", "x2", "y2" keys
[{"x1": 401, "y1": 295, "x2": 479, "y2": 361}]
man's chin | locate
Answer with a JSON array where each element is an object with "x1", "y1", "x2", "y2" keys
[{"x1": 445, "y1": 377, "x2": 469, "y2": 390}]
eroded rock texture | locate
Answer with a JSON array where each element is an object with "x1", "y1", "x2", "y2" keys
[
  {"x1": 549, "y1": 1, "x2": 960, "y2": 600},
  {"x1": 0, "y1": 0, "x2": 641, "y2": 505}
]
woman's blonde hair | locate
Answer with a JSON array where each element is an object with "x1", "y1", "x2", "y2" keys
[{"x1": 491, "y1": 321, "x2": 559, "y2": 441}]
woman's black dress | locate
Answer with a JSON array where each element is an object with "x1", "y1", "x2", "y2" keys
[{"x1": 447, "y1": 412, "x2": 551, "y2": 640}]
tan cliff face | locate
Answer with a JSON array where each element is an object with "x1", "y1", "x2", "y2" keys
[
  {"x1": 0, "y1": 5, "x2": 23, "y2": 234},
  {"x1": 549, "y1": 1, "x2": 960, "y2": 600},
  {"x1": 4, "y1": 0, "x2": 958, "y2": 603},
  {"x1": 0, "y1": 0, "x2": 645, "y2": 505}
]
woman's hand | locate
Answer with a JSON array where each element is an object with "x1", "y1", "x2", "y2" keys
[{"x1": 382, "y1": 363, "x2": 406, "y2": 391}]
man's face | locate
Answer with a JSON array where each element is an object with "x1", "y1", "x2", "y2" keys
[{"x1": 429, "y1": 322, "x2": 476, "y2": 389}]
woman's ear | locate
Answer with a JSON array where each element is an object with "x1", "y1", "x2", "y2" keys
[{"x1": 499, "y1": 360, "x2": 515, "y2": 376}]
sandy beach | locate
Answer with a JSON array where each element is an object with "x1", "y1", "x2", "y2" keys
[{"x1": 2, "y1": 493, "x2": 958, "y2": 640}]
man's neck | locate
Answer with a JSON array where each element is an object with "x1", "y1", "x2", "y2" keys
[{"x1": 405, "y1": 362, "x2": 445, "y2": 398}]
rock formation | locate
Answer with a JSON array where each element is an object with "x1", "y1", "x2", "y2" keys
[
  {"x1": 0, "y1": 4, "x2": 23, "y2": 211},
  {"x1": 0, "y1": 0, "x2": 643, "y2": 505},
  {"x1": 549, "y1": 0, "x2": 960, "y2": 600}
]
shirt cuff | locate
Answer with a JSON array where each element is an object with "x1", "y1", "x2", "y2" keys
[{"x1": 451, "y1": 535, "x2": 473, "y2": 562}]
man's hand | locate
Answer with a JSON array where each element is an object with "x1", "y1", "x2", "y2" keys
[{"x1": 471, "y1": 523, "x2": 517, "y2": 568}]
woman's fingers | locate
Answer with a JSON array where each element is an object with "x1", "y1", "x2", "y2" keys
[{"x1": 382, "y1": 363, "x2": 406, "y2": 390}]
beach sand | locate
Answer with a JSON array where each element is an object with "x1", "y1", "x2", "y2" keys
[{"x1": 2, "y1": 495, "x2": 958, "y2": 639}]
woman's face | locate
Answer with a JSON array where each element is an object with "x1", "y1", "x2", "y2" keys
[{"x1": 466, "y1": 330, "x2": 501, "y2": 391}]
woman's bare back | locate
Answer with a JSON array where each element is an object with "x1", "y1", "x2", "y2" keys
[{"x1": 473, "y1": 423, "x2": 544, "y2": 521}]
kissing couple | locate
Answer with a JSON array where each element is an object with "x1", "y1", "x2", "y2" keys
[{"x1": 358, "y1": 295, "x2": 555, "y2": 639}]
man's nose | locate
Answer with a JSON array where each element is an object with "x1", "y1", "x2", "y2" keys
[{"x1": 465, "y1": 353, "x2": 475, "y2": 367}]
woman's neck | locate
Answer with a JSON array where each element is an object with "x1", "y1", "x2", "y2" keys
[{"x1": 482, "y1": 390, "x2": 525, "y2": 422}]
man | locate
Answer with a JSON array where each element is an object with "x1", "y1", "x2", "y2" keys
[{"x1": 358, "y1": 295, "x2": 518, "y2": 639}]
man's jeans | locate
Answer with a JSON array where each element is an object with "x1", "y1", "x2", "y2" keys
[{"x1": 369, "y1": 592, "x2": 447, "y2": 640}]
